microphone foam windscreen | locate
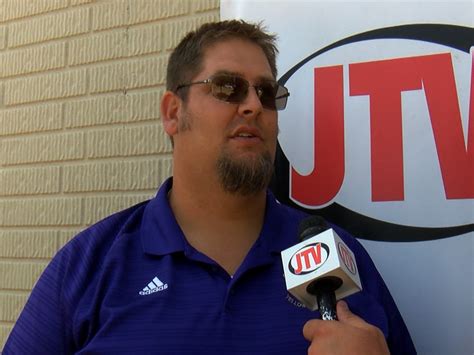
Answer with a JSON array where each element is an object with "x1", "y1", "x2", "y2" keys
[{"x1": 298, "y1": 216, "x2": 330, "y2": 242}]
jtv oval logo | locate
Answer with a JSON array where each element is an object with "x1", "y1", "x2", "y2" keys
[
  {"x1": 288, "y1": 242, "x2": 330, "y2": 275},
  {"x1": 272, "y1": 24, "x2": 474, "y2": 242}
]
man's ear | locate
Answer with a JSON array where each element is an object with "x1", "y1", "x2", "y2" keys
[{"x1": 160, "y1": 91, "x2": 182, "y2": 136}]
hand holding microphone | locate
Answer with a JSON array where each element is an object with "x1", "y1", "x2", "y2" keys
[
  {"x1": 303, "y1": 300, "x2": 390, "y2": 355},
  {"x1": 282, "y1": 216, "x2": 390, "y2": 354},
  {"x1": 281, "y1": 215, "x2": 362, "y2": 319}
]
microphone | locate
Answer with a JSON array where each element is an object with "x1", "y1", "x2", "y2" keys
[{"x1": 281, "y1": 216, "x2": 362, "y2": 320}]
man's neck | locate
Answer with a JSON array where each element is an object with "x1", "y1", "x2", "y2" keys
[{"x1": 168, "y1": 177, "x2": 267, "y2": 276}]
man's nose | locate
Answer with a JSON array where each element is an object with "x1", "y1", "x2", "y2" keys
[{"x1": 237, "y1": 86, "x2": 263, "y2": 117}]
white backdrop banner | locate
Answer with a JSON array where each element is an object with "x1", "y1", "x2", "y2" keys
[{"x1": 221, "y1": 1, "x2": 474, "y2": 354}]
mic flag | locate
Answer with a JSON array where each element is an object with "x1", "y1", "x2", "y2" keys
[{"x1": 281, "y1": 216, "x2": 362, "y2": 315}]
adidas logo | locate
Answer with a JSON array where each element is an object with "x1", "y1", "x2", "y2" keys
[{"x1": 139, "y1": 276, "x2": 168, "y2": 296}]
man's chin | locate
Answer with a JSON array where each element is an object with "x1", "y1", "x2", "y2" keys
[
  {"x1": 216, "y1": 150, "x2": 274, "y2": 196},
  {"x1": 232, "y1": 149, "x2": 272, "y2": 163}
]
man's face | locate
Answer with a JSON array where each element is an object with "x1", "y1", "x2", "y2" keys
[{"x1": 173, "y1": 38, "x2": 279, "y2": 195}]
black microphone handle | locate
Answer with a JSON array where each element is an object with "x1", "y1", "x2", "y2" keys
[
  {"x1": 317, "y1": 290, "x2": 338, "y2": 321},
  {"x1": 306, "y1": 276, "x2": 343, "y2": 321}
]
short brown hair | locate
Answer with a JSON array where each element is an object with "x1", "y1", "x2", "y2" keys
[{"x1": 166, "y1": 20, "x2": 278, "y2": 98}]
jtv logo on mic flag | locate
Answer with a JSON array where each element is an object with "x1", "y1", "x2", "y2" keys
[
  {"x1": 272, "y1": 24, "x2": 474, "y2": 242},
  {"x1": 288, "y1": 242, "x2": 330, "y2": 275},
  {"x1": 281, "y1": 229, "x2": 361, "y2": 310}
]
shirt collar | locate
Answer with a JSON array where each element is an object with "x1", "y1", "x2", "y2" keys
[
  {"x1": 140, "y1": 177, "x2": 304, "y2": 257},
  {"x1": 141, "y1": 178, "x2": 187, "y2": 255}
]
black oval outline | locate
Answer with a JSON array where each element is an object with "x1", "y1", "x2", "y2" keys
[
  {"x1": 288, "y1": 242, "x2": 330, "y2": 275},
  {"x1": 272, "y1": 24, "x2": 474, "y2": 242}
]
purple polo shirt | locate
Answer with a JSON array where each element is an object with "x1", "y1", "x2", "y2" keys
[{"x1": 4, "y1": 178, "x2": 416, "y2": 354}]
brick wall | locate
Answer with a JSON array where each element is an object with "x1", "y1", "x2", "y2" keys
[{"x1": 0, "y1": 0, "x2": 220, "y2": 348}]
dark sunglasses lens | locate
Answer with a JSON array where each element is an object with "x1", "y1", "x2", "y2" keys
[
  {"x1": 211, "y1": 76, "x2": 248, "y2": 103},
  {"x1": 274, "y1": 85, "x2": 289, "y2": 110},
  {"x1": 209, "y1": 75, "x2": 289, "y2": 110},
  {"x1": 258, "y1": 83, "x2": 289, "y2": 110},
  {"x1": 257, "y1": 82, "x2": 278, "y2": 110}
]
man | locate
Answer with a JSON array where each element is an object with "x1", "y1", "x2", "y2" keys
[{"x1": 4, "y1": 20, "x2": 416, "y2": 354}]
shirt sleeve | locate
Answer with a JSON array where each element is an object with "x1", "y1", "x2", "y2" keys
[
  {"x1": 371, "y1": 264, "x2": 417, "y2": 355},
  {"x1": 332, "y1": 224, "x2": 417, "y2": 355},
  {"x1": 3, "y1": 245, "x2": 75, "y2": 354},
  {"x1": 3, "y1": 203, "x2": 148, "y2": 353}
]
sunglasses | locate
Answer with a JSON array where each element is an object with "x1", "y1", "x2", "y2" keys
[{"x1": 176, "y1": 74, "x2": 290, "y2": 111}]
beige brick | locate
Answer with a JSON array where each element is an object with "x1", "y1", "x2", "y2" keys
[
  {"x1": 0, "y1": 42, "x2": 66, "y2": 79},
  {"x1": 9, "y1": 7, "x2": 89, "y2": 48},
  {"x1": 88, "y1": 56, "x2": 166, "y2": 94},
  {"x1": 127, "y1": 0, "x2": 190, "y2": 24},
  {"x1": 0, "y1": 0, "x2": 69, "y2": 22},
  {"x1": 0, "y1": 103, "x2": 63, "y2": 136},
  {"x1": 128, "y1": 23, "x2": 164, "y2": 56},
  {"x1": 0, "y1": 84, "x2": 4, "y2": 107},
  {"x1": 69, "y1": 30, "x2": 127, "y2": 66},
  {"x1": 92, "y1": 0, "x2": 190, "y2": 31},
  {"x1": 0, "y1": 262, "x2": 48, "y2": 290},
  {"x1": 64, "y1": 90, "x2": 163, "y2": 128},
  {"x1": 69, "y1": 23, "x2": 166, "y2": 65},
  {"x1": 4, "y1": 69, "x2": 87, "y2": 106},
  {"x1": 88, "y1": 62, "x2": 125, "y2": 94},
  {"x1": 127, "y1": 56, "x2": 167, "y2": 90},
  {"x1": 0, "y1": 293, "x2": 29, "y2": 322},
  {"x1": 192, "y1": 0, "x2": 220, "y2": 12},
  {"x1": 164, "y1": 14, "x2": 219, "y2": 50},
  {"x1": 0, "y1": 132, "x2": 84, "y2": 166},
  {"x1": 0, "y1": 231, "x2": 58, "y2": 258},
  {"x1": 0, "y1": 197, "x2": 82, "y2": 226},
  {"x1": 71, "y1": 0, "x2": 94, "y2": 5},
  {"x1": 91, "y1": 0, "x2": 128, "y2": 31},
  {"x1": 84, "y1": 193, "x2": 153, "y2": 224},
  {"x1": 1, "y1": 324, "x2": 13, "y2": 350},
  {"x1": 0, "y1": 26, "x2": 7, "y2": 50},
  {"x1": 0, "y1": 166, "x2": 61, "y2": 196},
  {"x1": 65, "y1": 94, "x2": 125, "y2": 128},
  {"x1": 63, "y1": 157, "x2": 172, "y2": 193},
  {"x1": 127, "y1": 90, "x2": 163, "y2": 121},
  {"x1": 86, "y1": 124, "x2": 170, "y2": 158}
]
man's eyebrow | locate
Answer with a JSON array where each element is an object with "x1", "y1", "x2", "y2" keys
[{"x1": 213, "y1": 69, "x2": 240, "y2": 76}]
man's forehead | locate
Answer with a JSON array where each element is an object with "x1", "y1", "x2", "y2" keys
[
  {"x1": 211, "y1": 69, "x2": 275, "y2": 82},
  {"x1": 200, "y1": 39, "x2": 274, "y2": 79}
]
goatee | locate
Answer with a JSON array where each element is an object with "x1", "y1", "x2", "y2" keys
[{"x1": 217, "y1": 150, "x2": 274, "y2": 196}]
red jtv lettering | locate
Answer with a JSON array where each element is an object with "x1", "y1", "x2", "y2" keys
[
  {"x1": 294, "y1": 243, "x2": 322, "y2": 274},
  {"x1": 291, "y1": 66, "x2": 345, "y2": 206},
  {"x1": 351, "y1": 52, "x2": 473, "y2": 200},
  {"x1": 417, "y1": 52, "x2": 474, "y2": 199},
  {"x1": 291, "y1": 52, "x2": 474, "y2": 206}
]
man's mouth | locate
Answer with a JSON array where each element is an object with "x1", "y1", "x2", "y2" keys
[
  {"x1": 231, "y1": 126, "x2": 262, "y2": 140},
  {"x1": 237, "y1": 133, "x2": 255, "y2": 138}
]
